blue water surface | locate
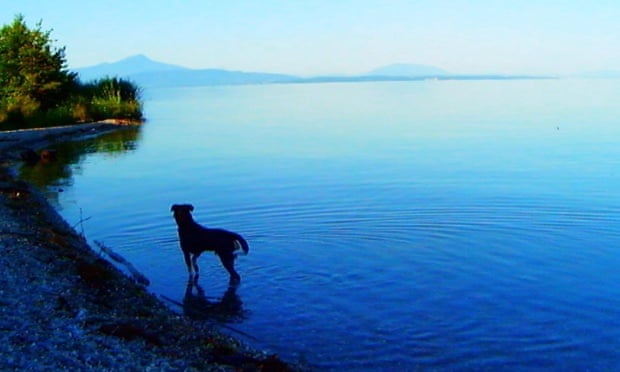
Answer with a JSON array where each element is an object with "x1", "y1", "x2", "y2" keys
[{"x1": 25, "y1": 79, "x2": 620, "y2": 370}]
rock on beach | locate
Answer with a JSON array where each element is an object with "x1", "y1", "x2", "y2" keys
[{"x1": 0, "y1": 122, "x2": 295, "y2": 371}]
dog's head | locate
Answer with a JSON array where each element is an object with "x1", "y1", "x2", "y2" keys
[{"x1": 171, "y1": 204, "x2": 195, "y2": 225}]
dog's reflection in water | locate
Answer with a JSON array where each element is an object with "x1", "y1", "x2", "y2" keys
[{"x1": 183, "y1": 276, "x2": 245, "y2": 322}]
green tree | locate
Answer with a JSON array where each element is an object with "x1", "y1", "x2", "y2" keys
[{"x1": 0, "y1": 14, "x2": 76, "y2": 121}]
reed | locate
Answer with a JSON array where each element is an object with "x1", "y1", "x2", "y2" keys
[{"x1": 79, "y1": 77, "x2": 143, "y2": 121}]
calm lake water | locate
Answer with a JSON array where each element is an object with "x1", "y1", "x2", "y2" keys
[{"x1": 21, "y1": 79, "x2": 620, "y2": 370}]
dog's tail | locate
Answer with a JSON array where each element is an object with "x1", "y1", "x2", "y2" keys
[{"x1": 233, "y1": 236, "x2": 249, "y2": 255}]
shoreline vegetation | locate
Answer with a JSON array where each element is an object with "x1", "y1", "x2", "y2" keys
[
  {"x1": 0, "y1": 15, "x2": 143, "y2": 131},
  {"x1": 0, "y1": 122, "x2": 297, "y2": 371}
]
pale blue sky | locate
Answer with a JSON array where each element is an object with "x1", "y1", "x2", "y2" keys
[{"x1": 3, "y1": 1, "x2": 619, "y2": 75}]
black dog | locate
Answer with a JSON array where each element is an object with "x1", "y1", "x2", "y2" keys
[{"x1": 171, "y1": 204, "x2": 249, "y2": 283}]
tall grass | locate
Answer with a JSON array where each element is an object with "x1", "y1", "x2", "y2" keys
[
  {"x1": 76, "y1": 77, "x2": 142, "y2": 120},
  {"x1": 79, "y1": 77, "x2": 143, "y2": 122},
  {"x1": 0, "y1": 76, "x2": 143, "y2": 129}
]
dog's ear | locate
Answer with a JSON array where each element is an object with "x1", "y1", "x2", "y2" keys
[
  {"x1": 170, "y1": 204, "x2": 178, "y2": 212},
  {"x1": 189, "y1": 204, "x2": 194, "y2": 212}
]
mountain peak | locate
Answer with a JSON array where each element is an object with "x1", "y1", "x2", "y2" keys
[
  {"x1": 120, "y1": 54, "x2": 152, "y2": 62},
  {"x1": 74, "y1": 55, "x2": 188, "y2": 81}
]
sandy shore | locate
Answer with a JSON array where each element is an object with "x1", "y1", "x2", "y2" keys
[{"x1": 0, "y1": 123, "x2": 296, "y2": 371}]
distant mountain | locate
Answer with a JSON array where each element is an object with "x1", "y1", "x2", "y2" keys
[
  {"x1": 367, "y1": 63, "x2": 449, "y2": 77},
  {"x1": 73, "y1": 55, "x2": 298, "y2": 87},
  {"x1": 74, "y1": 54, "x2": 188, "y2": 81},
  {"x1": 73, "y1": 55, "x2": 553, "y2": 88}
]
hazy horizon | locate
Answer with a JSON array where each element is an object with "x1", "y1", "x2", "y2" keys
[{"x1": 3, "y1": 1, "x2": 619, "y2": 76}]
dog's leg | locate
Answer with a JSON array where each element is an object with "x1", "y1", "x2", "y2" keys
[
  {"x1": 183, "y1": 251, "x2": 193, "y2": 275},
  {"x1": 191, "y1": 254, "x2": 201, "y2": 275},
  {"x1": 217, "y1": 251, "x2": 240, "y2": 284}
]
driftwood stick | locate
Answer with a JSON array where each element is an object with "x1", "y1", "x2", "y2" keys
[
  {"x1": 95, "y1": 240, "x2": 150, "y2": 286},
  {"x1": 96, "y1": 242, "x2": 127, "y2": 264},
  {"x1": 124, "y1": 261, "x2": 151, "y2": 286}
]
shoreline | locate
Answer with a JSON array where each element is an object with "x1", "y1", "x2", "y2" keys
[
  {"x1": 0, "y1": 120, "x2": 137, "y2": 162},
  {"x1": 0, "y1": 122, "x2": 296, "y2": 371}
]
